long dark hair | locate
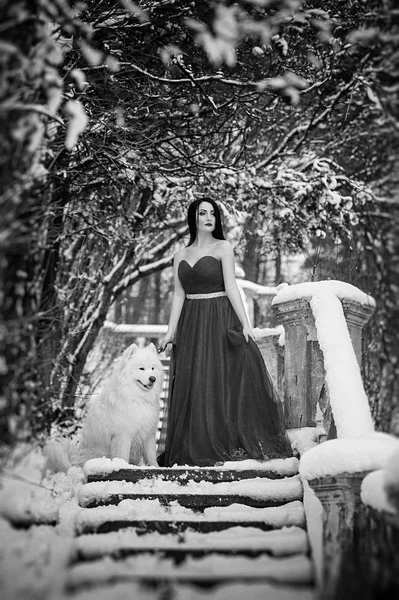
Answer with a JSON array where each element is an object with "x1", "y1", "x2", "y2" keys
[{"x1": 187, "y1": 197, "x2": 226, "y2": 247}]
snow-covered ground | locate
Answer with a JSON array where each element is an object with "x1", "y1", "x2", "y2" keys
[
  {"x1": 75, "y1": 499, "x2": 305, "y2": 534},
  {"x1": 0, "y1": 447, "x2": 308, "y2": 600},
  {"x1": 69, "y1": 581, "x2": 314, "y2": 600},
  {"x1": 77, "y1": 474, "x2": 303, "y2": 508},
  {"x1": 83, "y1": 456, "x2": 300, "y2": 476},
  {"x1": 0, "y1": 427, "x2": 320, "y2": 600},
  {"x1": 2, "y1": 432, "x2": 398, "y2": 599},
  {"x1": 67, "y1": 552, "x2": 313, "y2": 589},
  {"x1": 74, "y1": 525, "x2": 309, "y2": 559},
  {"x1": 0, "y1": 447, "x2": 83, "y2": 600}
]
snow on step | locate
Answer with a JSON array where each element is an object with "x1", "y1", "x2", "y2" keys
[
  {"x1": 67, "y1": 552, "x2": 313, "y2": 589},
  {"x1": 171, "y1": 582, "x2": 315, "y2": 600},
  {"x1": 75, "y1": 499, "x2": 305, "y2": 534},
  {"x1": 73, "y1": 525, "x2": 308, "y2": 560},
  {"x1": 70, "y1": 581, "x2": 315, "y2": 600},
  {"x1": 83, "y1": 457, "x2": 300, "y2": 483},
  {"x1": 78, "y1": 475, "x2": 303, "y2": 508}
]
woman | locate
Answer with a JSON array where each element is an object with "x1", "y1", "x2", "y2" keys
[{"x1": 158, "y1": 198, "x2": 292, "y2": 466}]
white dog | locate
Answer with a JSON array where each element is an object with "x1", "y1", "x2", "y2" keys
[{"x1": 44, "y1": 343, "x2": 164, "y2": 472}]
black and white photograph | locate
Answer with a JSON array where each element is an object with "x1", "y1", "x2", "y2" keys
[{"x1": 1, "y1": 1, "x2": 398, "y2": 599}]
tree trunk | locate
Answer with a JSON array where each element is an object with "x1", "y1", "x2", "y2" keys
[
  {"x1": 36, "y1": 162, "x2": 71, "y2": 425},
  {"x1": 131, "y1": 276, "x2": 150, "y2": 324},
  {"x1": 275, "y1": 250, "x2": 283, "y2": 285},
  {"x1": 152, "y1": 271, "x2": 162, "y2": 323},
  {"x1": 242, "y1": 214, "x2": 260, "y2": 282}
]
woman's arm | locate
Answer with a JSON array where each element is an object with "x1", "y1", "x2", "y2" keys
[
  {"x1": 219, "y1": 241, "x2": 255, "y2": 342},
  {"x1": 159, "y1": 253, "x2": 186, "y2": 352}
]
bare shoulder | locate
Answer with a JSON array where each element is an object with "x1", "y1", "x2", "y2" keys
[
  {"x1": 216, "y1": 239, "x2": 234, "y2": 257},
  {"x1": 174, "y1": 248, "x2": 186, "y2": 262}
]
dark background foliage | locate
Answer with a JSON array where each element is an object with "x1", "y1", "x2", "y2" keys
[{"x1": 0, "y1": 0, "x2": 398, "y2": 453}]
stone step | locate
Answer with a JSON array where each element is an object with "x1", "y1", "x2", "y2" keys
[
  {"x1": 75, "y1": 499, "x2": 306, "y2": 535},
  {"x1": 78, "y1": 492, "x2": 295, "y2": 510},
  {"x1": 78, "y1": 475, "x2": 303, "y2": 509},
  {"x1": 67, "y1": 552, "x2": 314, "y2": 591},
  {"x1": 70, "y1": 581, "x2": 315, "y2": 600},
  {"x1": 72, "y1": 525, "x2": 309, "y2": 562},
  {"x1": 83, "y1": 457, "x2": 300, "y2": 484}
]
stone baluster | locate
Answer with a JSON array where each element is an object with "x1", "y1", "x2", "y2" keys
[
  {"x1": 341, "y1": 299, "x2": 375, "y2": 367},
  {"x1": 256, "y1": 333, "x2": 284, "y2": 402},
  {"x1": 272, "y1": 296, "x2": 374, "y2": 431},
  {"x1": 309, "y1": 472, "x2": 369, "y2": 600}
]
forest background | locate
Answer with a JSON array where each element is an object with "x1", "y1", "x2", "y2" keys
[{"x1": 0, "y1": 0, "x2": 398, "y2": 456}]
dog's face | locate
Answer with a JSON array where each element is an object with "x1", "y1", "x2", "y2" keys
[{"x1": 122, "y1": 343, "x2": 164, "y2": 392}]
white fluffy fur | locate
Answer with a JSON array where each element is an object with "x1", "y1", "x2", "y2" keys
[{"x1": 45, "y1": 343, "x2": 163, "y2": 472}]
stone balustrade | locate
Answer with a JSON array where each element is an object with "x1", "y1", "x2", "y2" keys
[
  {"x1": 308, "y1": 469, "x2": 399, "y2": 600},
  {"x1": 255, "y1": 330, "x2": 284, "y2": 402},
  {"x1": 308, "y1": 471, "x2": 369, "y2": 600},
  {"x1": 271, "y1": 294, "x2": 375, "y2": 432},
  {"x1": 271, "y1": 283, "x2": 380, "y2": 599}
]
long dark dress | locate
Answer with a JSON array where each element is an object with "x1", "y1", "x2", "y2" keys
[{"x1": 159, "y1": 255, "x2": 292, "y2": 466}]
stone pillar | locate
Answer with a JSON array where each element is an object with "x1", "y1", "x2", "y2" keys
[
  {"x1": 272, "y1": 297, "x2": 374, "y2": 430},
  {"x1": 256, "y1": 334, "x2": 284, "y2": 402},
  {"x1": 309, "y1": 472, "x2": 369, "y2": 600},
  {"x1": 272, "y1": 298, "x2": 324, "y2": 429},
  {"x1": 341, "y1": 299, "x2": 375, "y2": 367}
]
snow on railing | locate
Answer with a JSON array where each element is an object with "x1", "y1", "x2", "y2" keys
[
  {"x1": 272, "y1": 280, "x2": 375, "y2": 307},
  {"x1": 272, "y1": 282, "x2": 399, "y2": 599},
  {"x1": 102, "y1": 321, "x2": 167, "y2": 337},
  {"x1": 254, "y1": 325, "x2": 285, "y2": 346},
  {"x1": 270, "y1": 281, "x2": 399, "y2": 496},
  {"x1": 309, "y1": 292, "x2": 373, "y2": 439},
  {"x1": 272, "y1": 280, "x2": 375, "y2": 440},
  {"x1": 237, "y1": 278, "x2": 277, "y2": 328}
]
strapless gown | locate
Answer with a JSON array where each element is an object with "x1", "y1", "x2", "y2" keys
[{"x1": 158, "y1": 255, "x2": 292, "y2": 466}]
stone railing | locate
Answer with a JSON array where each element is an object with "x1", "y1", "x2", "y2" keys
[
  {"x1": 269, "y1": 281, "x2": 395, "y2": 600},
  {"x1": 237, "y1": 278, "x2": 277, "y2": 328},
  {"x1": 302, "y1": 435, "x2": 399, "y2": 600},
  {"x1": 304, "y1": 458, "x2": 399, "y2": 600},
  {"x1": 255, "y1": 326, "x2": 285, "y2": 402},
  {"x1": 309, "y1": 471, "x2": 368, "y2": 599},
  {"x1": 271, "y1": 288, "x2": 375, "y2": 433}
]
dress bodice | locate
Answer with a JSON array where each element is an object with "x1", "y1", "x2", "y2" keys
[{"x1": 178, "y1": 255, "x2": 225, "y2": 295}]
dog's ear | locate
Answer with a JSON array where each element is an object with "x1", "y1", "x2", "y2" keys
[
  {"x1": 147, "y1": 342, "x2": 157, "y2": 354},
  {"x1": 123, "y1": 343, "x2": 139, "y2": 359}
]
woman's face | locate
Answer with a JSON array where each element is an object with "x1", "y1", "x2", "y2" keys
[{"x1": 197, "y1": 201, "x2": 216, "y2": 234}]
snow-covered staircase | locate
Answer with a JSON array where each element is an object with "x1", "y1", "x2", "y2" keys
[{"x1": 67, "y1": 458, "x2": 315, "y2": 598}]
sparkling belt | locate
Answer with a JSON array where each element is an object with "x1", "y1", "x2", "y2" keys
[{"x1": 186, "y1": 291, "x2": 227, "y2": 299}]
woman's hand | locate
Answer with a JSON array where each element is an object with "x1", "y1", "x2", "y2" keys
[
  {"x1": 158, "y1": 331, "x2": 174, "y2": 353},
  {"x1": 242, "y1": 323, "x2": 255, "y2": 343}
]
